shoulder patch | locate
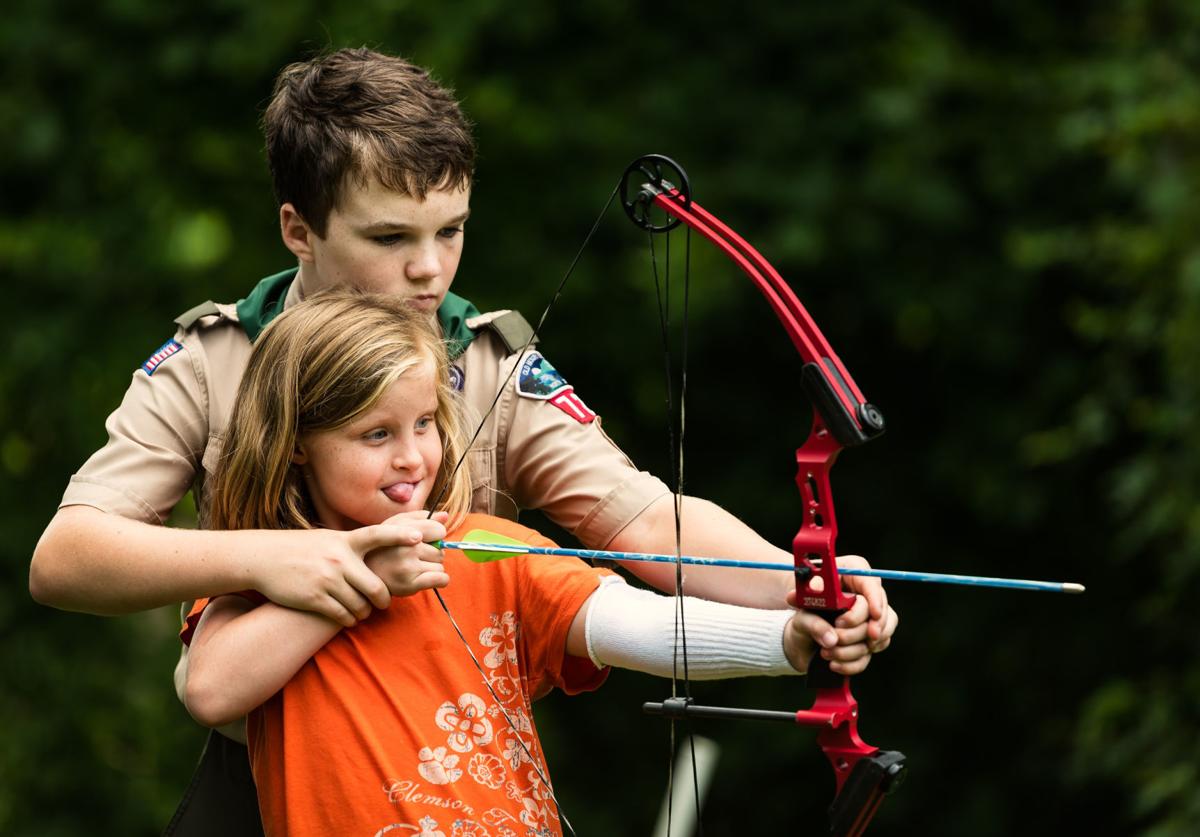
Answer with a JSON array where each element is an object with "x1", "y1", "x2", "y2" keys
[
  {"x1": 173, "y1": 300, "x2": 221, "y2": 331},
  {"x1": 516, "y1": 352, "x2": 597, "y2": 424},
  {"x1": 141, "y1": 339, "x2": 183, "y2": 376},
  {"x1": 480, "y1": 310, "x2": 537, "y2": 355}
]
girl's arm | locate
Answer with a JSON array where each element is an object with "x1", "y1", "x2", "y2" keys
[
  {"x1": 566, "y1": 580, "x2": 896, "y2": 679},
  {"x1": 184, "y1": 595, "x2": 342, "y2": 728}
]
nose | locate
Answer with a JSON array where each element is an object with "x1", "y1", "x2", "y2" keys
[
  {"x1": 391, "y1": 436, "x2": 422, "y2": 471},
  {"x1": 405, "y1": 240, "x2": 440, "y2": 283}
]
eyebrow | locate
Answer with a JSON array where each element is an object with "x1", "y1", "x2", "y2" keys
[{"x1": 358, "y1": 211, "x2": 471, "y2": 235}]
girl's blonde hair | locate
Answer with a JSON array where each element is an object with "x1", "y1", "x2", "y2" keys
[{"x1": 207, "y1": 291, "x2": 472, "y2": 531}]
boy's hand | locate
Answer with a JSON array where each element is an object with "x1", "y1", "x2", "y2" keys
[
  {"x1": 835, "y1": 554, "x2": 897, "y2": 652},
  {"x1": 782, "y1": 586, "x2": 899, "y2": 676},
  {"x1": 364, "y1": 511, "x2": 451, "y2": 600},
  {"x1": 794, "y1": 554, "x2": 898, "y2": 655},
  {"x1": 250, "y1": 517, "x2": 443, "y2": 627}
]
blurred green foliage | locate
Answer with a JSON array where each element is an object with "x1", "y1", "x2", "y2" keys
[{"x1": 3, "y1": 0, "x2": 1199, "y2": 834}]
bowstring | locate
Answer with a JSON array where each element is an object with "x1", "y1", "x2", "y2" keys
[
  {"x1": 649, "y1": 221, "x2": 704, "y2": 836},
  {"x1": 422, "y1": 180, "x2": 623, "y2": 837}
]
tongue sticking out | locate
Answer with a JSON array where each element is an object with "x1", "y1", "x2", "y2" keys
[{"x1": 383, "y1": 483, "x2": 416, "y2": 504}]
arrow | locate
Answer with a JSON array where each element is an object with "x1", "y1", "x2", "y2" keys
[{"x1": 438, "y1": 529, "x2": 1085, "y2": 594}]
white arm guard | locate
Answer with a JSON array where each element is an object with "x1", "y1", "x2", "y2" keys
[{"x1": 584, "y1": 577, "x2": 798, "y2": 680}]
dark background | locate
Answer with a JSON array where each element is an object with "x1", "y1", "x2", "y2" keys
[{"x1": 3, "y1": 1, "x2": 1197, "y2": 834}]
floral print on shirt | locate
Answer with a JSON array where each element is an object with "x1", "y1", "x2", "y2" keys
[{"x1": 380, "y1": 610, "x2": 558, "y2": 837}]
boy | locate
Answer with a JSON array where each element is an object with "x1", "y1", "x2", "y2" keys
[{"x1": 30, "y1": 48, "x2": 895, "y2": 834}]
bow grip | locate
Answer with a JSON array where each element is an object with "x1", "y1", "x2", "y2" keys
[{"x1": 803, "y1": 607, "x2": 847, "y2": 690}]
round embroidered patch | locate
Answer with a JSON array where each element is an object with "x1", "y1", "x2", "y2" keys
[
  {"x1": 516, "y1": 352, "x2": 569, "y2": 398},
  {"x1": 448, "y1": 364, "x2": 465, "y2": 392},
  {"x1": 516, "y1": 352, "x2": 596, "y2": 424}
]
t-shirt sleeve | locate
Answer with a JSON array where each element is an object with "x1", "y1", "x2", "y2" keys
[
  {"x1": 510, "y1": 526, "x2": 616, "y2": 697},
  {"x1": 61, "y1": 331, "x2": 209, "y2": 524},
  {"x1": 180, "y1": 591, "x2": 266, "y2": 646},
  {"x1": 493, "y1": 346, "x2": 672, "y2": 547}
]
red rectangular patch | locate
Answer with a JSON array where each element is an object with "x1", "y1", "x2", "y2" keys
[{"x1": 549, "y1": 389, "x2": 596, "y2": 424}]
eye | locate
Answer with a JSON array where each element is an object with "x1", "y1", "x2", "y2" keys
[
  {"x1": 363, "y1": 428, "x2": 390, "y2": 442},
  {"x1": 415, "y1": 415, "x2": 435, "y2": 432},
  {"x1": 370, "y1": 230, "x2": 412, "y2": 246},
  {"x1": 438, "y1": 226, "x2": 463, "y2": 239}
]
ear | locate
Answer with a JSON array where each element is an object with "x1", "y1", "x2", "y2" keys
[
  {"x1": 280, "y1": 203, "x2": 316, "y2": 263},
  {"x1": 291, "y1": 440, "x2": 309, "y2": 466}
]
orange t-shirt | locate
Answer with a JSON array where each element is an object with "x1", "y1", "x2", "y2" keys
[{"x1": 184, "y1": 514, "x2": 613, "y2": 837}]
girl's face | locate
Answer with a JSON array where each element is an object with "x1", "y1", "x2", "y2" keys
[{"x1": 294, "y1": 360, "x2": 443, "y2": 530}]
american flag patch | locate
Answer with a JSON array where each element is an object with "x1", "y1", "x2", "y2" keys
[{"x1": 141, "y1": 339, "x2": 183, "y2": 375}]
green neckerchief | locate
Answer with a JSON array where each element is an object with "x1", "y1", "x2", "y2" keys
[{"x1": 234, "y1": 268, "x2": 481, "y2": 360}]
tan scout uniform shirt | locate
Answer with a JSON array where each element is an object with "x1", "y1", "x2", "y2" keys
[{"x1": 60, "y1": 278, "x2": 669, "y2": 546}]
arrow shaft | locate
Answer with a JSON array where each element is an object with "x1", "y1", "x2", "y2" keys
[{"x1": 439, "y1": 541, "x2": 1084, "y2": 594}]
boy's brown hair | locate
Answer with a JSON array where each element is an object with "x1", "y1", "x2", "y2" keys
[{"x1": 264, "y1": 47, "x2": 475, "y2": 236}]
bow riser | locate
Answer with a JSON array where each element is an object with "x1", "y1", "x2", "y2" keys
[{"x1": 793, "y1": 416, "x2": 856, "y2": 614}]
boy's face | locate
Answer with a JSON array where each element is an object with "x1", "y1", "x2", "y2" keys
[{"x1": 291, "y1": 179, "x2": 470, "y2": 313}]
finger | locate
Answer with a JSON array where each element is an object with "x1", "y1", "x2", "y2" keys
[
  {"x1": 837, "y1": 554, "x2": 886, "y2": 620},
  {"x1": 833, "y1": 620, "x2": 871, "y2": 646},
  {"x1": 378, "y1": 516, "x2": 446, "y2": 544},
  {"x1": 413, "y1": 569, "x2": 451, "y2": 591},
  {"x1": 870, "y1": 608, "x2": 899, "y2": 652},
  {"x1": 791, "y1": 610, "x2": 838, "y2": 649},
  {"x1": 821, "y1": 640, "x2": 871, "y2": 664},
  {"x1": 385, "y1": 509, "x2": 440, "y2": 524},
  {"x1": 349, "y1": 524, "x2": 422, "y2": 555},
  {"x1": 863, "y1": 580, "x2": 889, "y2": 632},
  {"x1": 345, "y1": 560, "x2": 393, "y2": 610},
  {"x1": 341, "y1": 586, "x2": 375, "y2": 622},
  {"x1": 414, "y1": 544, "x2": 445, "y2": 564},
  {"x1": 829, "y1": 655, "x2": 872, "y2": 676},
  {"x1": 864, "y1": 579, "x2": 886, "y2": 621},
  {"x1": 317, "y1": 597, "x2": 359, "y2": 628},
  {"x1": 408, "y1": 518, "x2": 448, "y2": 544},
  {"x1": 846, "y1": 577, "x2": 886, "y2": 622},
  {"x1": 834, "y1": 595, "x2": 870, "y2": 629}
]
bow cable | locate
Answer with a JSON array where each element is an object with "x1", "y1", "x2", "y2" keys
[
  {"x1": 422, "y1": 180, "x2": 623, "y2": 837},
  {"x1": 648, "y1": 221, "x2": 706, "y2": 835}
]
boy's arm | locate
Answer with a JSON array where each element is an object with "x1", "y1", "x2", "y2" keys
[
  {"x1": 608, "y1": 494, "x2": 893, "y2": 647},
  {"x1": 27, "y1": 307, "x2": 442, "y2": 625},
  {"x1": 184, "y1": 595, "x2": 342, "y2": 728},
  {"x1": 480, "y1": 343, "x2": 888, "y2": 633},
  {"x1": 30, "y1": 505, "x2": 435, "y2": 626}
]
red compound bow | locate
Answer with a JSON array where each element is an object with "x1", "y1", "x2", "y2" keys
[{"x1": 626, "y1": 154, "x2": 907, "y2": 836}]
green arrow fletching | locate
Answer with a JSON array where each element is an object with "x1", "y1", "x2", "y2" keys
[{"x1": 450, "y1": 529, "x2": 531, "y2": 563}]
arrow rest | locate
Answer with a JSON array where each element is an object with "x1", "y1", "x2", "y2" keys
[{"x1": 620, "y1": 153, "x2": 692, "y2": 232}]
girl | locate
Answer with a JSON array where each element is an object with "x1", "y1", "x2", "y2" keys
[{"x1": 183, "y1": 292, "x2": 873, "y2": 837}]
